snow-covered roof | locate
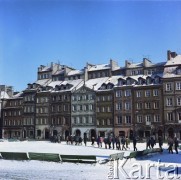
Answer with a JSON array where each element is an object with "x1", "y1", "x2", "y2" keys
[
  {"x1": 165, "y1": 55, "x2": 181, "y2": 66},
  {"x1": 104, "y1": 76, "x2": 122, "y2": 85},
  {"x1": 40, "y1": 66, "x2": 51, "y2": 72},
  {"x1": 8, "y1": 92, "x2": 24, "y2": 99},
  {"x1": 85, "y1": 77, "x2": 109, "y2": 90},
  {"x1": 51, "y1": 79, "x2": 83, "y2": 92},
  {"x1": 53, "y1": 69, "x2": 64, "y2": 75},
  {"x1": 88, "y1": 64, "x2": 110, "y2": 71},
  {"x1": 34, "y1": 79, "x2": 52, "y2": 86},
  {"x1": 0, "y1": 91, "x2": 9, "y2": 99},
  {"x1": 127, "y1": 62, "x2": 143, "y2": 68},
  {"x1": 67, "y1": 70, "x2": 84, "y2": 76},
  {"x1": 47, "y1": 81, "x2": 63, "y2": 88}
]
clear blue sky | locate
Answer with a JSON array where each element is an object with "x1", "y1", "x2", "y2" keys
[{"x1": 0, "y1": 0, "x2": 181, "y2": 91}]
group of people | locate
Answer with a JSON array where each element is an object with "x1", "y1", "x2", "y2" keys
[
  {"x1": 92, "y1": 136, "x2": 131, "y2": 150},
  {"x1": 167, "y1": 136, "x2": 179, "y2": 154},
  {"x1": 65, "y1": 134, "x2": 179, "y2": 154}
]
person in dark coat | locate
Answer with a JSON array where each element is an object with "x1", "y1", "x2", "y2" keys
[
  {"x1": 168, "y1": 137, "x2": 173, "y2": 154},
  {"x1": 97, "y1": 136, "x2": 101, "y2": 147},
  {"x1": 158, "y1": 136, "x2": 163, "y2": 151},
  {"x1": 146, "y1": 137, "x2": 151, "y2": 149},
  {"x1": 174, "y1": 137, "x2": 179, "y2": 154},
  {"x1": 104, "y1": 137, "x2": 108, "y2": 149},
  {"x1": 150, "y1": 137, "x2": 155, "y2": 149},
  {"x1": 133, "y1": 137, "x2": 137, "y2": 151},
  {"x1": 83, "y1": 135, "x2": 87, "y2": 146},
  {"x1": 91, "y1": 136, "x2": 95, "y2": 145},
  {"x1": 107, "y1": 136, "x2": 112, "y2": 149},
  {"x1": 121, "y1": 137, "x2": 126, "y2": 150},
  {"x1": 112, "y1": 136, "x2": 115, "y2": 149}
]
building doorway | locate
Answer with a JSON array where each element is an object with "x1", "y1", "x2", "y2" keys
[
  {"x1": 129, "y1": 130, "x2": 133, "y2": 140},
  {"x1": 119, "y1": 131, "x2": 125, "y2": 137},
  {"x1": 138, "y1": 130, "x2": 144, "y2": 138},
  {"x1": 158, "y1": 130, "x2": 162, "y2": 137},
  {"x1": 53, "y1": 130, "x2": 58, "y2": 136},
  {"x1": 23, "y1": 130, "x2": 26, "y2": 138},
  {"x1": 168, "y1": 128, "x2": 174, "y2": 138},
  {"x1": 45, "y1": 129, "x2": 49, "y2": 139},
  {"x1": 90, "y1": 129, "x2": 96, "y2": 138},
  {"x1": 145, "y1": 131, "x2": 150, "y2": 137},
  {"x1": 75, "y1": 129, "x2": 81, "y2": 136},
  {"x1": 99, "y1": 131, "x2": 105, "y2": 137},
  {"x1": 65, "y1": 130, "x2": 69, "y2": 139}
]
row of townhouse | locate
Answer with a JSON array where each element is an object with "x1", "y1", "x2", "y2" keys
[{"x1": 1, "y1": 50, "x2": 181, "y2": 141}]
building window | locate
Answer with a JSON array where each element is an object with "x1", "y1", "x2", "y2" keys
[
  {"x1": 37, "y1": 130, "x2": 41, "y2": 137},
  {"x1": 102, "y1": 107, "x2": 105, "y2": 112},
  {"x1": 154, "y1": 115, "x2": 160, "y2": 122},
  {"x1": 107, "y1": 119, "x2": 111, "y2": 125},
  {"x1": 136, "y1": 102, "x2": 142, "y2": 109},
  {"x1": 116, "y1": 102, "x2": 122, "y2": 110},
  {"x1": 166, "y1": 83, "x2": 172, "y2": 91},
  {"x1": 154, "y1": 101, "x2": 159, "y2": 109},
  {"x1": 125, "y1": 116, "x2": 131, "y2": 124},
  {"x1": 117, "y1": 116, "x2": 122, "y2": 124},
  {"x1": 177, "y1": 97, "x2": 181, "y2": 106},
  {"x1": 125, "y1": 90, "x2": 131, "y2": 97},
  {"x1": 145, "y1": 90, "x2": 151, "y2": 97},
  {"x1": 153, "y1": 89, "x2": 159, "y2": 96},
  {"x1": 167, "y1": 112, "x2": 173, "y2": 121},
  {"x1": 125, "y1": 102, "x2": 131, "y2": 110},
  {"x1": 136, "y1": 91, "x2": 141, "y2": 98},
  {"x1": 145, "y1": 102, "x2": 151, "y2": 109},
  {"x1": 89, "y1": 117, "x2": 93, "y2": 124},
  {"x1": 178, "y1": 112, "x2": 181, "y2": 121},
  {"x1": 107, "y1": 106, "x2": 111, "y2": 112},
  {"x1": 116, "y1": 90, "x2": 122, "y2": 97},
  {"x1": 137, "y1": 115, "x2": 143, "y2": 123},
  {"x1": 176, "y1": 82, "x2": 181, "y2": 90},
  {"x1": 145, "y1": 115, "x2": 151, "y2": 123},
  {"x1": 166, "y1": 98, "x2": 173, "y2": 106}
]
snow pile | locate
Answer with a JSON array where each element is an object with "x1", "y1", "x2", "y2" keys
[{"x1": 0, "y1": 141, "x2": 180, "y2": 180}]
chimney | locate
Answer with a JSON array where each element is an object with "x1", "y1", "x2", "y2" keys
[
  {"x1": 125, "y1": 60, "x2": 131, "y2": 68},
  {"x1": 167, "y1": 50, "x2": 177, "y2": 61},
  {"x1": 110, "y1": 59, "x2": 118, "y2": 71}
]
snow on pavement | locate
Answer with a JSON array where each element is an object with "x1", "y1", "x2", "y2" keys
[{"x1": 0, "y1": 140, "x2": 180, "y2": 180}]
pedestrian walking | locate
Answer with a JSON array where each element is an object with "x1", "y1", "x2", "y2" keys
[
  {"x1": 121, "y1": 137, "x2": 127, "y2": 150},
  {"x1": 112, "y1": 136, "x2": 115, "y2": 149},
  {"x1": 174, "y1": 137, "x2": 179, "y2": 154},
  {"x1": 83, "y1": 135, "x2": 87, "y2": 146},
  {"x1": 91, "y1": 136, "x2": 95, "y2": 145},
  {"x1": 125, "y1": 136, "x2": 130, "y2": 149},
  {"x1": 133, "y1": 136, "x2": 137, "y2": 151},
  {"x1": 150, "y1": 137, "x2": 155, "y2": 149},
  {"x1": 146, "y1": 137, "x2": 151, "y2": 149},
  {"x1": 168, "y1": 137, "x2": 173, "y2": 154},
  {"x1": 158, "y1": 136, "x2": 163, "y2": 152}
]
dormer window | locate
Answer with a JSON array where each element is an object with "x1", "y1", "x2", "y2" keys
[
  {"x1": 118, "y1": 79, "x2": 124, "y2": 86},
  {"x1": 138, "y1": 78, "x2": 142, "y2": 85},
  {"x1": 126, "y1": 79, "x2": 131, "y2": 85},
  {"x1": 33, "y1": 84, "x2": 36, "y2": 89},
  {"x1": 107, "y1": 84, "x2": 112, "y2": 89},
  {"x1": 176, "y1": 68, "x2": 181, "y2": 75},
  {"x1": 146, "y1": 77, "x2": 152, "y2": 85},
  {"x1": 154, "y1": 77, "x2": 160, "y2": 84},
  {"x1": 101, "y1": 85, "x2": 106, "y2": 90}
]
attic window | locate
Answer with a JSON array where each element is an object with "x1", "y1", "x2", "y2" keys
[{"x1": 177, "y1": 68, "x2": 181, "y2": 75}]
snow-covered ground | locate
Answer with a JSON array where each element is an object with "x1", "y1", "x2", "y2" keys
[{"x1": 0, "y1": 140, "x2": 180, "y2": 180}]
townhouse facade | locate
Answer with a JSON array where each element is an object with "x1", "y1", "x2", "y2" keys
[{"x1": 1, "y1": 50, "x2": 181, "y2": 141}]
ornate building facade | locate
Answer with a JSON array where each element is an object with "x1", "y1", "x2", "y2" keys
[{"x1": 1, "y1": 50, "x2": 181, "y2": 140}]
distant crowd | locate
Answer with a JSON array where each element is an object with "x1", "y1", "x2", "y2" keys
[{"x1": 50, "y1": 134, "x2": 180, "y2": 154}]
